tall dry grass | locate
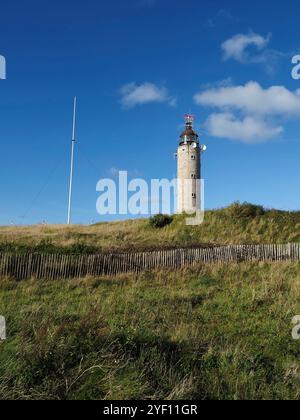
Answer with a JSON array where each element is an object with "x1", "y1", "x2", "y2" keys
[{"x1": 0, "y1": 204, "x2": 299, "y2": 253}]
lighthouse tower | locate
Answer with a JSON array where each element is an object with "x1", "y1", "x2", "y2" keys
[{"x1": 176, "y1": 115, "x2": 204, "y2": 214}]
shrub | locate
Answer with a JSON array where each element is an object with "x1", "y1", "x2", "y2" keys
[
  {"x1": 0, "y1": 240, "x2": 99, "y2": 255},
  {"x1": 149, "y1": 214, "x2": 173, "y2": 229},
  {"x1": 225, "y1": 202, "x2": 266, "y2": 219}
]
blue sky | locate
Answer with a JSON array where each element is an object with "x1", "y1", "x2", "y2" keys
[{"x1": 0, "y1": 0, "x2": 300, "y2": 225}]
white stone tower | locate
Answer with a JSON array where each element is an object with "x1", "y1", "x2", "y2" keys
[{"x1": 176, "y1": 115, "x2": 205, "y2": 214}]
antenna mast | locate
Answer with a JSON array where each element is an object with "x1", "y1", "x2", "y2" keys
[{"x1": 67, "y1": 97, "x2": 77, "y2": 225}]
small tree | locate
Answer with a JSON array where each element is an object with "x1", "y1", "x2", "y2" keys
[{"x1": 149, "y1": 214, "x2": 174, "y2": 229}]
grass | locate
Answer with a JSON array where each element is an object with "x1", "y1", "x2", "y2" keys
[
  {"x1": 1, "y1": 261, "x2": 300, "y2": 400},
  {"x1": 0, "y1": 203, "x2": 299, "y2": 254}
]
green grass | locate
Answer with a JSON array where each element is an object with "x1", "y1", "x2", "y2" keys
[
  {"x1": 1, "y1": 262, "x2": 300, "y2": 400},
  {"x1": 0, "y1": 203, "x2": 299, "y2": 254}
]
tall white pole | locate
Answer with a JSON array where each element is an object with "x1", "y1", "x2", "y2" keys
[{"x1": 67, "y1": 97, "x2": 77, "y2": 225}]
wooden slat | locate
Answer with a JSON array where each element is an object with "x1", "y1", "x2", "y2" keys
[{"x1": 0, "y1": 243, "x2": 300, "y2": 280}]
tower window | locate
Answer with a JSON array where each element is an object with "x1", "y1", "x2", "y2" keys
[
  {"x1": 191, "y1": 155, "x2": 196, "y2": 160},
  {"x1": 192, "y1": 193, "x2": 196, "y2": 199}
]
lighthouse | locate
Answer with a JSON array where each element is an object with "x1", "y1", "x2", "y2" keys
[{"x1": 176, "y1": 115, "x2": 205, "y2": 214}]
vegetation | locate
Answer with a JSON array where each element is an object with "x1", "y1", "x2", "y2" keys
[
  {"x1": 0, "y1": 203, "x2": 299, "y2": 254},
  {"x1": 1, "y1": 262, "x2": 300, "y2": 400},
  {"x1": 225, "y1": 202, "x2": 266, "y2": 218},
  {"x1": 149, "y1": 214, "x2": 174, "y2": 229}
]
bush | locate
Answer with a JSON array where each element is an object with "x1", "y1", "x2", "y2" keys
[
  {"x1": 149, "y1": 214, "x2": 173, "y2": 229},
  {"x1": 0, "y1": 240, "x2": 99, "y2": 255},
  {"x1": 225, "y1": 202, "x2": 266, "y2": 219}
]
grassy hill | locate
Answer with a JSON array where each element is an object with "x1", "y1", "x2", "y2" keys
[
  {"x1": 1, "y1": 261, "x2": 300, "y2": 400},
  {"x1": 0, "y1": 203, "x2": 299, "y2": 254},
  {"x1": 1, "y1": 202, "x2": 300, "y2": 400}
]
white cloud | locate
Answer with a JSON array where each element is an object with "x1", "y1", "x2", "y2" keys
[
  {"x1": 120, "y1": 82, "x2": 176, "y2": 109},
  {"x1": 108, "y1": 167, "x2": 143, "y2": 178},
  {"x1": 221, "y1": 32, "x2": 286, "y2": 75},
  {"x1": 205, "y1": 9, "x2": 238, "y2": 28},
  {"x1": 194, "y1": 81, "x2": 300, "y2": 143},
  {"x1": 205, "y1": 113, "x2": 283, "y2": 144},
  {"x1": 108, "y1": 167, "x2": 121, "y2": 178},
  {"x1": 222, "y1": 32, "x2": 271, "y2": 63},
  {"x1": 198, "y1": 78, "x2": 233, "y2": 91},
  {"x1": 195, "y1": 81, "x2": 300, "y2": 117}
]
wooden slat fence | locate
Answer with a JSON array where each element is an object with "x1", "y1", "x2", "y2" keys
[{"x1": 0, "y1": 243, "x2": 299, "y2": 280}]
